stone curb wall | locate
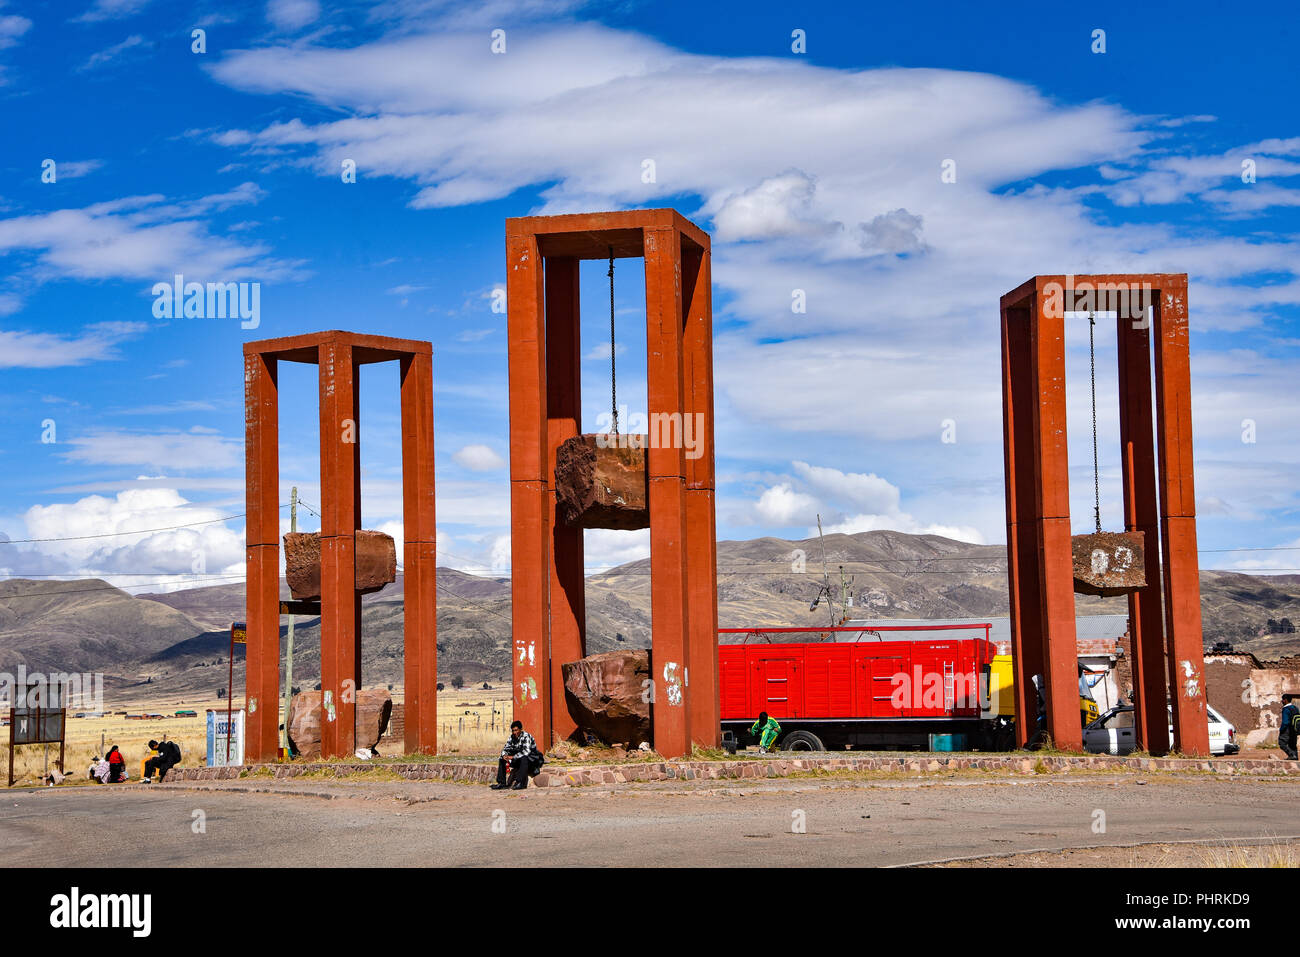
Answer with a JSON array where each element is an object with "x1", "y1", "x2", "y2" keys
[{"x1": 165, "y1": 753, "x2": 1300, "y2": 788}]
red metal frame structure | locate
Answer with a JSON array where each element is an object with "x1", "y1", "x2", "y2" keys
[
  {"x1": 244, "y1": 331, "x2": 438, "y2": 762},
  {"x1": 506, "y1": 209, "x2": 719, "y2": 758},
  {"x1": 1000, "y1": 274, "x2": 1209, "y2": 755}
]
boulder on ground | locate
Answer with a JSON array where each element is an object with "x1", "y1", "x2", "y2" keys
[
  {"x1": 283, "y1": 530, "x2": 397, "y2": 601},
  {"x1": 554, "y1": 434, "x2": 649, "y2": 530},
  {"x1": 561, "y1": 649, "x2": 651, "y2": 748},
  {"x1": 287, "y1": 688, "x2": 392, "y2": 758},
  {"x1": 1072, "y1": 530, "x2": 1146, "y2": 597}
]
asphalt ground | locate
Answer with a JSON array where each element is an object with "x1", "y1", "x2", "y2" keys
[{"x1": 5, "y1": 771, "x2": 1298, "y2": 867}]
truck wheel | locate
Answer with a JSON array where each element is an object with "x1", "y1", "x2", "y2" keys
[{"x1": 781, "y1": 730, "x2": 825, "y2": 752}]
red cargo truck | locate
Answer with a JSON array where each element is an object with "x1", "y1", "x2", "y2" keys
[{"x1": 719, "y1": 624, "x2": 1012, "y2": 752}]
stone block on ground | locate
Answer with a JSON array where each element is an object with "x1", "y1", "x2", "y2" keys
[
  {"x1": 554, "y1": 434, "x2": 649, "y2": 530},
  {"x1": 561, "y1": 649, "x2": 651, "y2": 748},
  {"x1": 283, "y1": 529, "x2": 397, "y2": 601},
  {"x1": 287, "y1": 688, "x2": 393, "y2": 758}
]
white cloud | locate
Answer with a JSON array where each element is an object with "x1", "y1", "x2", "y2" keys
[
  {"x1": 0, "y1": 12, "x2": 31, "y2": 49},
  {"x1": 72, "y1": 0, "x2": 153, "y2": 22},
  {"x1": 754, "y1": 483, "x2": 819, "y2": 525},
  {"x1": 488, "y1": 533, "x2": 511, "y2": 573},
  {"x1": 59, "y1": 429, "x2": 242, "y2": 472},
  {"x1": 583, "y1": 528, "x2": 649, "y2": 570},
  {"x1": 792, "y1": 461, "x2": 900, "y2": 516},
  {"x1": 714, "y1": 170, "x2": 833, "y2": 242},
  {"x1": 51, "y1": 159, "x2": 104, "y2": 179},
  {"x1": 820, "y1": 512, "x2": 984, "y2": 544},
  {"x1": 267, "y1": 0, "x2": 320, "y2": 32},
  {"x1": 451, "y1": 444, "x2": 506, "y2": 471},
  {"x1": 80, "y1": 34, "x2": 149, "y2": 71},
  {"x1": 858, "y1": 207, "x2": 926, "y2": 255},
  {"x1": 751, "y1": 461, "x2": 985, "y2": 545},
  {"x1": 0, "y1": 487, "x2": 245, "y2": 593},
  {"x1": 0, "y1": 184, "x2": 297, "y2": 285},
  {"x1": 0, "y1": 322, "x2": 146, "y2": 368}
]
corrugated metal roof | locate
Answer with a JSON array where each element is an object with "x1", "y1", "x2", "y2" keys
[{"x1": 838, "y1": 614, "x2": 1128, "y2": 656}]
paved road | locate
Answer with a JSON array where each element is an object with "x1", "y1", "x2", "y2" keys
[{"x1": 5, "y1": 774, "x2": 1298, "y2": 867}]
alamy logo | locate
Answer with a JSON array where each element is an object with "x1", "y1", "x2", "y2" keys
[
  {"x1": 593, "y1": 407, "x2": 706, "y2": 459},
  {"x1": 0, "y1": 667, "x2": 103, "y2": 711},
  {"x1": 49, "y1": 888, "x2": 151, "y2": 938},
  {"x1": 151, "y1": 273, "x2": 260, "y2": 329}
]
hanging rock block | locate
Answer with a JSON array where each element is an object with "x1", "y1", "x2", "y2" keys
[
  {"x1": 1072, "y1": 530, "x2": 1146, "y2": 596},
  {"x1": 554, "y1": 434, "x2": 649, "y2": 530},
  {"x1": 283, "y1": 530, "x2": 397, "y2": 601}
]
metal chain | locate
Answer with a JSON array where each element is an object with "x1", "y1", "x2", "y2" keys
[
  {"x1": 608, "y1": 247, "x2": 618, "y2": 434},
  {"x1": 1089, "y1": 311, "x2": 1101, "y2": 534}
]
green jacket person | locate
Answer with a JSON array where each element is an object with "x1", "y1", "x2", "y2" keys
[{"x1": 750, "y1": 711, "x2": 781, "y2": 753}]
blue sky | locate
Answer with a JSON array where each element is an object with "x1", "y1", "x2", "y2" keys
[{"x1": 0, "y1": 0, "x2": 1297, "y2": 592}]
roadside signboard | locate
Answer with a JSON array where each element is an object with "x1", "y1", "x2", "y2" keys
[
  {"x1": 206, "y1": 708, "x2": 244, "y2": 767},
  {"x1": 8, "y1": 704, "x2": 66, "y2": 787}
]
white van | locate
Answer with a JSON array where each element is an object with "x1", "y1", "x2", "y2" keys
[{"x1": 1083, "y1": 702, "x2": 1238, "y2": 756}]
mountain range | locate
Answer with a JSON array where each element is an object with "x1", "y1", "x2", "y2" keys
[{"x1": 2, "y1": 530, "x2": 1298, "y2": 705}]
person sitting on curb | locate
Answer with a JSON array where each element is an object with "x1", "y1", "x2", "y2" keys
[
  {"x1": 89, "y1": 756, "x2": 110, "y2": 784},
  {"x1": 143, "y1": 738, "x2": 182, "y2": 783},
  {"x1": 492, "y1": 720, "x2": 543, "y2": 790},
  {"x1": 105, "y1": 745, "x2": 127, "y2": 783},
  {"x1": 1280, "y1": 694, "x2": 1299, "y2": 761},
  {"x1": 750, "y1": 711, "x2": 781, "y2": 754}
]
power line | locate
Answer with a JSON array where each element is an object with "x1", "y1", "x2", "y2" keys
[
  {"x1": 434, "y1": 580, "x2": 512, "y2": 623},
  {"x1": 0, "y1": 504, "x2": 290, "y2": 545},
  {"x1": 0, "y1": 574, "x2": 247, "y2": 601}
]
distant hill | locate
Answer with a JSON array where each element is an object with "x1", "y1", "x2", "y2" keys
[
  {"x1": 3, "y1": 531, "x2": 1299, "y2": 704},
  {"x1": 0, "y1": 578, "x2": 207, "y2": 674}
]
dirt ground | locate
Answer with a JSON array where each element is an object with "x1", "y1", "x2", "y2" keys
[
  {"x1": 5, "y1": 770, "x2": 1299, "y2": 867},
  {"x1": 931, "y1": 841, "x2": 1299, "y2": 867}
]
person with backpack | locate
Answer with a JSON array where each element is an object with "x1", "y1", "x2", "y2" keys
[
  {"x1": 492, "y1": 720, "x2": 543, "y2": 790},
  {"x1": 1279, "y1": 695, "x2": 1299, "y2": 760},
  {"x1": 750, "y1": 711, "x2": 781, "y2": 754},
  {"x1": 143, "y1": 738, "x2": 182, "y2": 783}
]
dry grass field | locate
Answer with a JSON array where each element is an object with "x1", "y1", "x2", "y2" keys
[
  {"x1": 5, "y1": 685, "x2": 516, "y2": 784},
  {"x1": 428, "y1": 686, "x2": 513, "y2": 755}
]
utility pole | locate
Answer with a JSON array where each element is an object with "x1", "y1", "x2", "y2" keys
[
  {"x1": 816, "y1": 515, "x2": 837, "y2": 629},
  {"x1": 839, "y1": 564, "x2": 854, "y2": 620},
  {"x1": 281, "y1": 486, "x2": 297, "y2": 756}
]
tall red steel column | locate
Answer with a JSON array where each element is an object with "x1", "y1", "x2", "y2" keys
[
  {"x1": 505, "y1": 224, "x2": 551, "y2": 744},
  {"x1": 243, "y1": 332, "x2": 439, "y2": 763},
  {"x1": 682, "y1": 242, "x2": 720, "y2": 747},
  {"x1": 544, "y1": 257, "x2": 586, "y2": 743},
  {"x1": 643, "y1": 224, "x2": 692, "y2": 756},
  {"x1": 505, "y1": 210, "x2": 718, "y2": 758},
  {"x1": 1031, "y1": 283, "x2": 1085, "y2": 751},
  {"x1": 1000, "y1": 293, "x2": 1047, "y2": 748},
  {"x1": 318, "y1": 338, "x2": 362, "y2": 758},
  {"x1": 1153, "y1": 279, "x2": 1210, "y2": 756},
  {"x1": 1117, "y1": 309, "x2": 1170, "y2": 755},
  {"x1": 400, "y1": 350, "x2": 439, "y2": 754},
  {"x1": 999, "y1": 276, "x2": 1209, "y2": 757},
  {"x1": 244, "y1": 350, "x2": 282, "y2": 762}
]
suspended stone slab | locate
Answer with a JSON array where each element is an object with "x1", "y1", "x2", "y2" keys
[
  {"x1": 283, "y1": 529, "x2": 397, "y2": 601},
  {"x1": 1072, "y1": 530, "x2": 1146, "y2": 596},
  {"x1": 554, "y1": 433, "x2": 649, "y2": 530}
]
